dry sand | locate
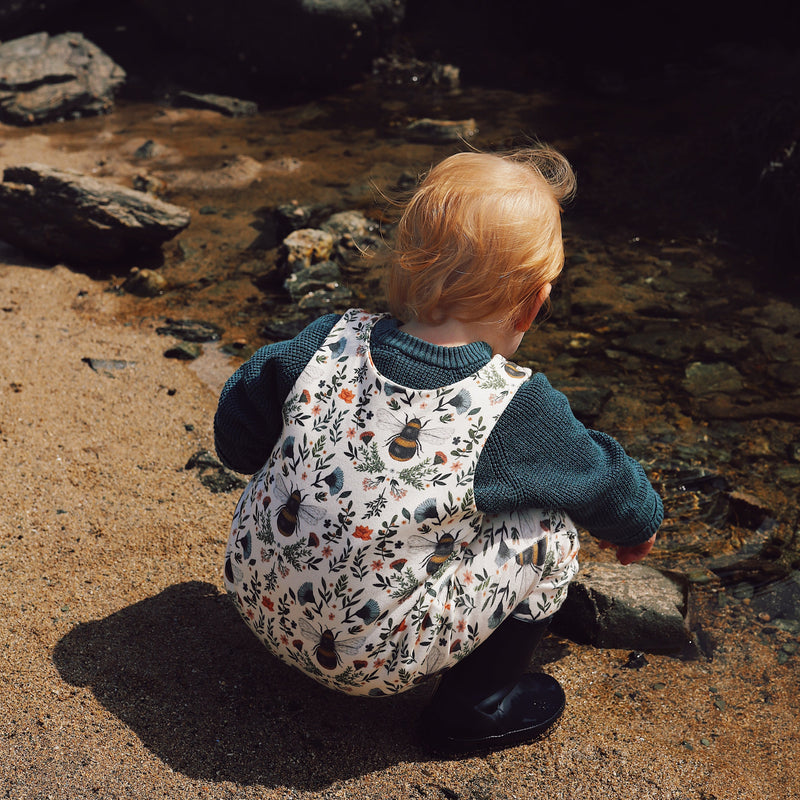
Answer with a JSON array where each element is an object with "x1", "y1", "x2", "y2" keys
[{"x1": 0, "y1": 250, "x2": 798, "y2": 800}]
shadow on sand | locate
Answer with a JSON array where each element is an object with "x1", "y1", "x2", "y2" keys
[{"x1": 52, "y1": 581, "x2": 431, "y2": 789}]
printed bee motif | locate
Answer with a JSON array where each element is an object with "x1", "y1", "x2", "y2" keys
[
  {"x1": 298, "y1": 619, "x2": 367, "y2": 670},
  {"x1": 272, "y1": 476, "x2": 323, "y2": 537}
]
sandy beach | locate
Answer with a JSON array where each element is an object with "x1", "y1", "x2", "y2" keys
[{"x1": 0, "y1": 247, "x2": 798, "y2": 799}]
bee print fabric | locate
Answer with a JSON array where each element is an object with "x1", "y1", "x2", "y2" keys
[{"x1": 224, "y1": 309, "x2": 580, "y2": 696}]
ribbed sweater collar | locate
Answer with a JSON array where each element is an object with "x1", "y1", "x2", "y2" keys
[{"x1": 371, "y1": 317, "x2": 494, "y2": 372}]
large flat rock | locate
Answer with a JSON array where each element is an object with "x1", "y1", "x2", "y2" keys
[{"x1": 0, "y1": 163, "x2": 191, "y2": 266}]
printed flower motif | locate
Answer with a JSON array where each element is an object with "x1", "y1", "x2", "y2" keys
[
  {"x1": 322, "y1": 545, "x2": 333, "y2": 558},
  {"x1": 323, "y1": 467, "x2": 344, "y2": 495},
  {"x1": 292, "y1": 639, "x2": 303, "y2": 650},
  {"x1": 355, "y1": 600, "x2": 380, "y2": 624},
  {"x1": 352, "y1": 525, "x2": 373, "y2": 541},
  {"x1": 280, "y1": 634, "x2": 289, "y2": 646},
  {"x1": 300, "y1": 390, "x2": 311, "y2": 403},
  {"x1": 457, "y1": 619, "x2": 466, "y2": 632},
  {"x1": 450, "y1": 461, "x2": 463, "y2": 473},
  {"x1": 347, "y1": 427, "x2": 356, "y2": 439},
  {"x1": 371, "y1": 560, "x2": 384, "y2": 571},
  {"x1": 246, "y1": 608, "x2": 255, "y2": 619},
  {"x1": 312, "y1": 404, "x2": 321, "y2": 416},
  {"x1": 338, "y1": 387, "x2": 355, "y2": 403},
  {"x1": 390, "y1": 558, "x2": 407, "y2": 571},
  {"x1": 433, "y1": 451, "x2": 447, "y2": 465},
  {"x1": 298, "y1": 582, "x2": 314, "y2": 605},
  {"x1": 261, "y1": 597, "x2": 274, "y2": 611},
  {"x1": 353, "y1": 659, "x2": 368, "y2": 670},
  {"x1": 373, "y1": 658, "x2": 386, "y2": 668},
  {"x1": 447, "y1": 389, "x2": 472, "y2": 414},
  {"x1": 359, "y1": 431, "x2": 375, "y2": 444}
]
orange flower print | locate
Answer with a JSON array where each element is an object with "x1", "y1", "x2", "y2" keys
[
  {"x1": 338, "y1": 387, "x2": 355, "y2": 403},
  {"x1": 353, "y1": 525, "x2": 373, "y2": 541},
  {"x1": 312, "y1": 404, "x2": 321, "y2": 416},
  {"x1": 347, "y1": 427, "x2": 356, "y2": 439},
  {"x1": 300, "y1": 389, "x2": 311, "y2": 403},
  {"x1": 371, "y1": 560, "x2": 384, "y2": 571},
  {"x1": 261, "y1": 597, "x2": 274, "y2": 611}
]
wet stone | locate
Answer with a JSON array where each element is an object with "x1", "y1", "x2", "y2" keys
[
  {"x1": 173, "y1": 91, "x2": 257, "y2": 118},
  {"x1": 613, "y1": 324, "x2": 707, "y2": 363},
  {"x1": 682, "y1": 362, "x2": 744, "y2": 397},
  {"x1": 296, "y1": 285, "x2": 353, "y2": 311},
  {"x1": 155, "y1": 319, "x2": 222, "y2": 343},
  {"x1": 404, "y1": 118, "x2": 478, "y2": 143},
  {"x1": 122, "y1": 267, "x2": 168, "y2": 297},
  {"x1": 283, "y1": 259, "x2": 343, "y2": 301},
  {"x1": 163, "y1": 343, "x2": 201, "y2": 360}
]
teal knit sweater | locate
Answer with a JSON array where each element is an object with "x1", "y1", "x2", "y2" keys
[{"x1": 214, "y1": 314, "x2": 663, "y2": 546}]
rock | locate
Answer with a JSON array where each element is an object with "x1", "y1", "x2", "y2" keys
[
  {"x1": 404, "y1": 118, "x2": 478, "y2": 143},
  {"x1": 173, "y1": 90, "x2": 257, "y2": 117},
  {"x1": 281, "y1": 228, "x2": 334, "y2": 270},
  {"x1": 296, "y1": 285, "x2": 354, "y2": 311},
  {"x1": 321, "y1": 210, "x2": 383, "y2": 273},
  {"x1": 155, "y1": 319, "x2": 222, "y2": 343},
  {"x1": 0, "y1": 32, "x2": 125, "y2": 125},
  {"x1": 750, "y1": 571, "x2": 800, "y2": 621},
  {"x1": 122, "y1": 267, "x2": 169, "y2": 297},
  {"x1": 284, "y1": 259, "x2": 343, "y2": 302},
  {"x1": 164, "y1": 343, "x2": 201, "y2": 360},
  {"x1": 82, "y1": 357, "x2": 135, "y2": 377},
  {"x1": 371, "y1": 54, "x2": 460, "y2": 89},
  {"x1": 0, "y1": 164, "x2": 190, "y2": 266},
  {"x1": 683, "y1": 362, "x2": 744, "y2": 396},
  {"x1": 551, "y1": 563, "x2": 690, "y2": 652},
  {"x1": 614, "y1": 323, "x2": 707, "y2": 363}
]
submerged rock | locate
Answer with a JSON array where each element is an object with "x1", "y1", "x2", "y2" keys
[
  {"x1": 0, "y1": 32, "x2": 125, "y2": 125},
  {"x1": 552, "y1": 563, "x2": 690, "y2": 652},
  {"x1": 0, "y1": 164, "x2": 190, "y2": 266},
  {"x1": 173, "y1": 90, "x2": 257, "y2": 117},
  {"x1": 404, "y1": 118, "x2": 478, "y2": 143}
]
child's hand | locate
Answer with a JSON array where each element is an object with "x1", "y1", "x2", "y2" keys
[{"x1": 598, "y1": 534, "x2": 656, "y2": 565}]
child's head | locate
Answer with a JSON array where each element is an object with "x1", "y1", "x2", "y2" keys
[{"x1": 388, "y1": 145, "x2": 576, "y2": 328}]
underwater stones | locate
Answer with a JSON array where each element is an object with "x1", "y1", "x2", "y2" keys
[
  {"x1": 283, "y1": 260, "x2": 343, "y2": 301},
  {"x1": 552, "y1": 564, "x2": 690, "y2": 652},
  {"x1": 682, "y1": 362, "x2": 744, "y2": 397},
  {"x1": 0, "y1": 32, "x2": 125, "y2": 125},
  {"x1": 404, "y1": 118, "x2": 478, "y2": 143},
  {"x1": 155, "y1": 319, "x2": 222, "y2": 343},
  {"x1": 0, "y1": 163, "x2": 190, "y2": 266},
  {"x1": 122, "y1": 267, "x2": 169, "y2": 297},
  {"x1": 173, "y1": 91, "x2": 257, "y2": 118}
]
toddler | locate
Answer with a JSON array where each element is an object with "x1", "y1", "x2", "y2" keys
[{"x1": 214, "y1": 146, "x2": 663, "y2": 754}]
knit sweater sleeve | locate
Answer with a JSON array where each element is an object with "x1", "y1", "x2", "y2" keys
[
  {"x1": 475, "y1": 373, "x2": 663, "y2": 547},
  {"x1": 214, "y1": 314, "x2": 340, "y2": 474}
]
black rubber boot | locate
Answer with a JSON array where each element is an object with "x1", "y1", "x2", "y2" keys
[{"x1": 418, "y1": 616, "x2": 564, "y2": 755}]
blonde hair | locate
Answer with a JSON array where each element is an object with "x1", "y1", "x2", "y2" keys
[{"x1": 387, "y1": 146, "x2": 576, "y2": 326}]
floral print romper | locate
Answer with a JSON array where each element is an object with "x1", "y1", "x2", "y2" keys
[{"x1": 224, "y1": 310, "x2": 580, "y2": 696}]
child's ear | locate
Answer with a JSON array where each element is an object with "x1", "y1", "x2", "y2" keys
[{"x1": 514, "y1": 284, "x2": 552, "y2": 331}]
